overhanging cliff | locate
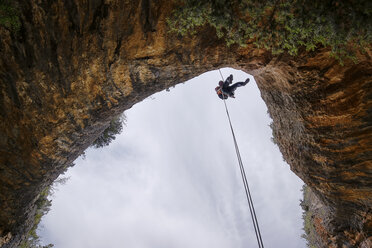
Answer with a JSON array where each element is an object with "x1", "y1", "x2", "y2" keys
[{"x1": 0, "y1": 1, "x2": 371, "y2": 247}]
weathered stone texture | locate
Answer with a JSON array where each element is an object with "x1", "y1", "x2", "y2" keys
[{"x1": 0, "y1": 0, "x2": 371, "y2": 247}]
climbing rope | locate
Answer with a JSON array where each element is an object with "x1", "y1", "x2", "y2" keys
[{"x1": 218, "y1": 69, "x2": 264, "y2": 248}]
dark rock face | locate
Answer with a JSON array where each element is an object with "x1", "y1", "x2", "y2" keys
[{"x1": 0, "y1": 1, "x2": 371, "y2": 247}]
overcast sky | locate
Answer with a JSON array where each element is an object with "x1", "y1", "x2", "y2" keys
[{"x1": 39, "y1": 68, "x2": 306, "y2": 248}]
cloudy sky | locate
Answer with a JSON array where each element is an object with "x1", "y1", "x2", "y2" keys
[{"x1": 39, "y1": 68, "x2": 306, "y2": 248}]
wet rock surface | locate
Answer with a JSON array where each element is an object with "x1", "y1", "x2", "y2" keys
[{"x1": 0, "y1": 1, "x2": 371, "y2": 247}]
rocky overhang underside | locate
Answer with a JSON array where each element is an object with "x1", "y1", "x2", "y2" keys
[{"x1": 0, "y1": 1, "x2": 371, "y2": 247}]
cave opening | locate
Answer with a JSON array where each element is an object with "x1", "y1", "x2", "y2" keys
[{"x1": 38, "y1": 68, "x2": 305, "y2": 248}]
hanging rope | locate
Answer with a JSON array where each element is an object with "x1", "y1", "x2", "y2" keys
[{"x1": 218, "y1": 69, "x2": 264, "y2": 248}]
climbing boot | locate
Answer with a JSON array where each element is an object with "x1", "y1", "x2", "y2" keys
[{"x1": 227, "y1": 74, "x2": 233, "y2": 84}]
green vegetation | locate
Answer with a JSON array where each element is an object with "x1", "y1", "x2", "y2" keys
[
  {"x1": 300, "y1": 185, "x2": 317, "y2": 248},
  {"x1": 19, "y1": 178, "x2": 68, "y2": 248},
  {"x1": 19, "y1": 187, "x2": 54, "y2": 248},
  {"x1": 91, "y1": 114, "x2": 126, "y2": 148},
  {"x1": 168, "y1": 0, "x2": 372, "y2": 63},
  {"x1": 269, "y1": 122, "x2": 278, "y2": 145},
  {"x1": 0, "y1": 0, "x2": 20, "y2": 31}
]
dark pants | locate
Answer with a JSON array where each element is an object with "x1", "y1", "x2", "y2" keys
[{"x1": 222, "y1": 76, "x2": 247, "y2": 96}]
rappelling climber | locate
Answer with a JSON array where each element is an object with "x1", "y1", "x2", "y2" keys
[{"x1": 215, "y1": 74, "x2": 250, "y2": 99}]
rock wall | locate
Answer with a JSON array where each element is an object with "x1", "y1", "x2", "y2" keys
[{"x1": 0, "y1": 0, "x2": 371, "y2": 247}]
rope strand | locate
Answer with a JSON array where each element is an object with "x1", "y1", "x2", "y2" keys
[{"x1": 218, "y1": 69, "x2": 264, "y2": 248}]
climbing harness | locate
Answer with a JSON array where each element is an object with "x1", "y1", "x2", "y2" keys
[
  {"x1": 218, "y1": 69, "x2": 265, "y2": 248},
  {"x1": 216, "y1": 87, "x2": 229, "y2": 99}
]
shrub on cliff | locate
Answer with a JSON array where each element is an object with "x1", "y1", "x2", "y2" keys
[
  {"x1": 19, "y1": 178, "x2": 69, "y2": 248},
  {"x1": 168, "y1": 0, "x2": 372, "y2": 63},
  {"x1": 0, "y1": 0, "x2": 20, "y2": 31},
  {"x1": 300, "y1": 185, "x2": 318, "y2": 248},
  {"x1": 91, "y1": 114, "x2": 126, "y2": 148},
  {"x1": 19, "y1": 186, "x2": 54, "y2": 248}
]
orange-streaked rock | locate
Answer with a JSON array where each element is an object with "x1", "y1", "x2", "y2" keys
[{"x1": 0, "y1": 1, "x2": 371, "y2": 247}]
